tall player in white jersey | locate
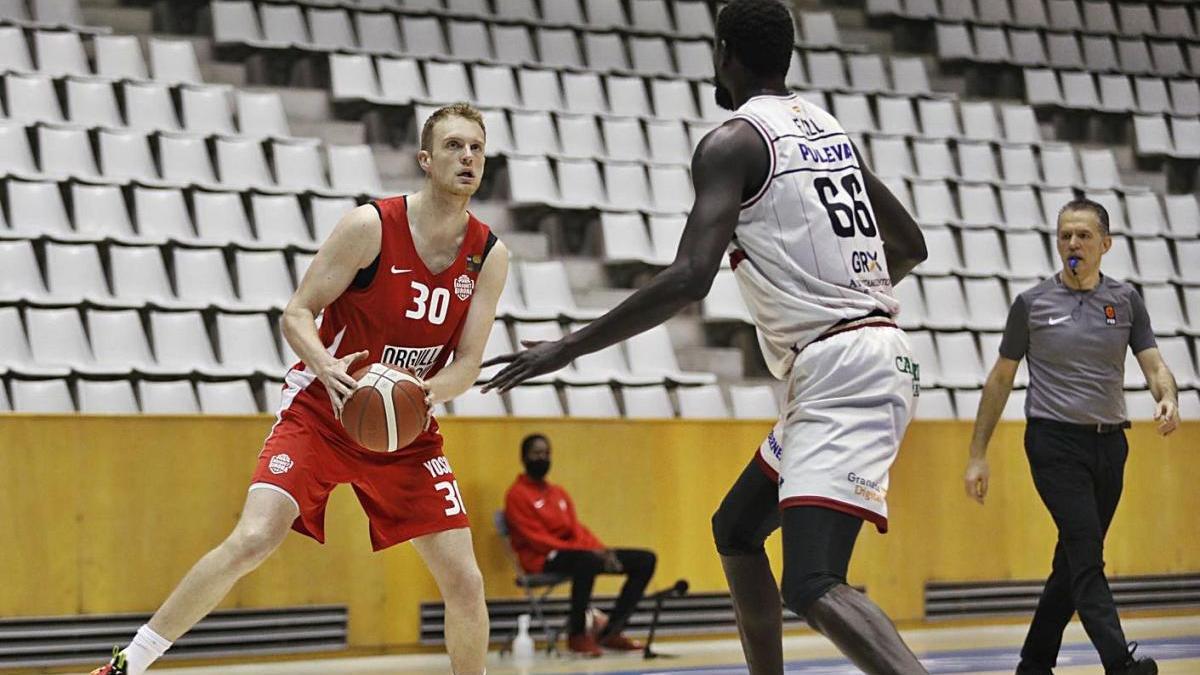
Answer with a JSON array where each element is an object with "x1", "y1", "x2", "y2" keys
[{"x1": 485, "y1": 1, "x2": 928, "y2": 672}]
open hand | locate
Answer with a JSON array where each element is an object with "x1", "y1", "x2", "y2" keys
[
  {"x1": 480, "y1": 339, "x2": 572, "y2": 393},
  {"x1": 317, "y1": 350, "x2": 369, "y2": 419}
]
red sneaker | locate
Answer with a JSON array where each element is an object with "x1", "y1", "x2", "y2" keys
[
  {"x1": 599, "y1": 632, "x2": 644, "y2": 651},
  {"x1": 567, "y1": 632, "x2": 603, "y2": 658},
  {"x1": 90, "y1": 648, "x2": 127, "y2": 675}
]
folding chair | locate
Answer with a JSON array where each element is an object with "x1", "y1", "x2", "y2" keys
[{"x1": 493, "y1": 510, "x2": 570, "y2": 655}]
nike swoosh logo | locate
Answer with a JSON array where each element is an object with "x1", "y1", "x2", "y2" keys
[
  {"x1": 1049, "y1": 316, "x2": 1071, "y2": 325},
  {"x1": 391, "y1": 266, "x2": 411, "y2": 274},
  {"x1": 533, "y1": 499, "x2": 545, "y2": 509}
]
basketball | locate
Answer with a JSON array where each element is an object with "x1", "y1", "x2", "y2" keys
[{"x1": 341, "y1": 364, "x2": 429, "y2": 453}]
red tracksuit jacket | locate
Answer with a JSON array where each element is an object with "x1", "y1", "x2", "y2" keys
[{"x1": 504, "y1": 474, "x2": 604, "y2": 573}]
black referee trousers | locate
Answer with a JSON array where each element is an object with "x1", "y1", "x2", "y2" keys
[{"x1": 1019, "y1": 419, "x2": 1130, "y2": 671}]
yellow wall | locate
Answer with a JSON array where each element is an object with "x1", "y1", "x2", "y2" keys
[{"x1": 2, "y1": 416, "x2": 1197, "y2": 650}]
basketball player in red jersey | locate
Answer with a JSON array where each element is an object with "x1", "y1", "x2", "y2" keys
[{"x1": 92, "y1": 103, "x2": 508, "y2": 675}]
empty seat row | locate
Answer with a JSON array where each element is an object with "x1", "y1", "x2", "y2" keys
[
  {"x1": 412, "y1": 103, "x2": 711, "y2": 164},
  {"x1": 866, "y1": 137, "x2": 1124, "y2": 190},
  {"x1": 915, "y1": 386, "x2": 1200, "y2": 421},
  {"x1": 599, "y1": 211, "x2": 686, "y2": 266},
  {"x1": 481, "y1": 318, "x2": 714, "y2": 385},
  {"x1": 0, "y1": 234, "x2": 665, "y2": 326},
  {"x1": 0, "y1": 306, "x2": 715, "y2": 388},
  {"x1": 11, "y1": 371, "x2": 1194, "y2": 420},
  {"x1": 0, "y1": 375, "x2": 781, "y2": 418},
  {"x1": 388, "y1": 0, "x2": 717, "y2": 38},
  {"x1": 0, "y1": 28, "x2": 202, "y2": 82},
  {"x1": 820, "y1": 92, "x2": 1042, "y2": 141},
  {"x1": 872, "y1": 0, "x2": 1198, "y2": 41},
  {"x1": 333, "y1": 54, "x2": 728, "y2": 121},
  {"x1": 917, "y1": 223, "x2": 1200, "y2": 276},
  {"x1": 0, "y1": 305, "x2": 295, "y2": 377},
  {"x1": 329, "y1": 50, "x2": 929, "y2": 117},
  {"x1": 0, "y1": 184, "x2": 355, "y2": 249},
  {"x1": 1133, "y1": 114, "x2": 1200, "y2": 159},
  {"x1": 896, "y1": 274, "x2": 1200, "y2": 334},
  {"x1": 215, "y1": 1, "x2": 845, "y2": 55},
  {"x1": 506, "y1": 155, "x2": 693, "y2": 213},
  {"x1": 221, "y1": 0, "x2": 718, "y2": 39},
  {"x1": 937, "y1": 23, "x2": 1199, "y2": 77},
  {"x1": 908, "y1": 329, "x2": 1200, "y2": 389},
  {"x1": 0, "y1": 239, "x2": 313, "y2": 309},
  {"x1": 452, "y1": 381, "x2": 778, "y2": 418},
  {"x1": 1024, "y1": 68, "x2": 1200, "y2": 116},
  {"x1": 216, "y1": 0, "x2": 718, "y2": 74},
  {"x1": 0, "y1": 123, "x2": 381, "y2": 195},
  {"x1": 0, "y1": 74, "x2": 293, "y2": 138},
  {"x1": 874, "y1": 179, "x2": 1192, "y2": 235},
  {"x1": 0, "y1": 376, "x2": 282, "y2": 414},
  {"x1": 0, "y1": 0, "x2": 92, "y2": 31}
]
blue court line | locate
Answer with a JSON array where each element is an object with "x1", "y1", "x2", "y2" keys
[{"x1": 600, "y1": 635, "x2": 1200, "y2": 675}]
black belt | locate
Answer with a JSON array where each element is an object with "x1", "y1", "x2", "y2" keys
[{"x1": 1029, "y1": 417, "x2": 1131, "y2": 434}]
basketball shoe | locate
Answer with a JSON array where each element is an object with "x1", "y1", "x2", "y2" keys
[
  {"x1": 598, "y1": 632, "x2": 643, "y2": 651},
  {"x1": 567, "y1": 633, "x2": 603, "y2": 658},
  {"x1": 1109, "y1": 643, "x2": 1158, "y2": 675},
  {"x1": 90, "y1": 647, "x2": 127, "y2": 675}
]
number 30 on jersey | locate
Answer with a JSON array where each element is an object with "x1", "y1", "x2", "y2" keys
[
  {"x1": 406, "y1": 280, "x2": 450, "y2": 325},
  {"x1": 815, "y1": 174, "x2": 877, "y2": 239}
]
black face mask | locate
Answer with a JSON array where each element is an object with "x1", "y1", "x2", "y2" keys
[
  {"x1": 525, "y1": 459, "x2": 550, "y2": 481},
  {"x1": 714, "y1": 81, "x2": 735, "y2": 111}
]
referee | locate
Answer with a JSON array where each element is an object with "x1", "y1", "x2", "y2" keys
[{"x1": 962, "y1": 198, "x2": 1179, "y2": 675}]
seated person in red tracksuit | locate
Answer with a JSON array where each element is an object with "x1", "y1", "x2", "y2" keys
[{"x1": 503, "y1": 433, "x2": 657, "y2": 657}]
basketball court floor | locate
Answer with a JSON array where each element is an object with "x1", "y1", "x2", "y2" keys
[{"x1": 157, "y1": 615, "x2": 1200, "y2": 674}]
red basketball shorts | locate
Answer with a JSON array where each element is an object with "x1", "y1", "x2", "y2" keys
[{"x1": 249, "y1": 413, "x2": 470, "y2": 551}]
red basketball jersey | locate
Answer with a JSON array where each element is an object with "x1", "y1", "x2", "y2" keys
[{"x1": 277, "y1": 196, "x2": 494, "y2": 456}]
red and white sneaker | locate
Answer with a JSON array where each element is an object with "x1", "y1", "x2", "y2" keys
[
  {"x1": 90, "y1": 647, "x2": 127, "y2": 675},
  {"x1": 567, "y1": 632, "x2": 603, "y2": 658},
  {"x1": 598, "y1": 632, "x2": 644, "y2": 651}
]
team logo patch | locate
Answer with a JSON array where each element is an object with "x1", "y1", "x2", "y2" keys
[
  {"x1": 268, "y1": 453, "x2": 294, "y2": 475},
  {"x1": 454, "y1": 273, "x2": 475, "y2": 301},
  {"x1": 1104, "y1": 304, "x2": 1117, "y2": 325},
  {"x1": 466, "y1": 254, "x2": 483, "y2": 273}
]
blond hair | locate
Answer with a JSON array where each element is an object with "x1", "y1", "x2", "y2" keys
[{"x1": 420, "y1": 102, "x2": 486, "y2": 152}]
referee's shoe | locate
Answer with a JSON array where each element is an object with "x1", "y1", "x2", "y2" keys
[
  {"x1": 1110, "y1": 642, "x2": 1157, "y2": 675},
  {"x1": 1016, "y1": 643, "x2": 1156, "y2": 674}
]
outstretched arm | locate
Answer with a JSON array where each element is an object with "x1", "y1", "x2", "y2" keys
[{"x1": 482, "y1": 119, "x2": 767, "y2": 392}]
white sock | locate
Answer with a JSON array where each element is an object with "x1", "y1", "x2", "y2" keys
[{"x1": 121, "y1": 625, "x2": 172, "y2": 675}]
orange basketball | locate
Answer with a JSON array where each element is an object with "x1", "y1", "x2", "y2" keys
[{"x1": 341, "y1": 364, "x2": 429, "y2": 453}]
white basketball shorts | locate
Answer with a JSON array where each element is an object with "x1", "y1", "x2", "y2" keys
[{"x1": 756, "y1": 325, "x2": 918, "y2": 533}]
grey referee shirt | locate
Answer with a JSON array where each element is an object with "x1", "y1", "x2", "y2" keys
[{"x1": 999, "y1": 274, "x2": 1157, "y2": 425}]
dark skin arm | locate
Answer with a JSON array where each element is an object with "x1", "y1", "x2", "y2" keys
[
  {"x1": 481, "y1": 119, "x2": 765, "y2": 392},
  {"x1": 482, "y1": 130, "x2": 928, "y2": 392},
  {"x1": 854, "y1": 144, "x2": 928, "y2": 283}
]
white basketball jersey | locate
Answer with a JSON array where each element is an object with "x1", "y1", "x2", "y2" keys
[{"x1": 730, "y1": 93, "x2": 898, "y2": 379}]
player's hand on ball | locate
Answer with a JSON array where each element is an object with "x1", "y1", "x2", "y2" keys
[
  {"x1": 963, "y1": 457, "x2": 989, "y2": 505},
  {"x1": 317, "y1": 349, "x2": 369, "y2": 419},
  {"x1": 1154, "y1": 398, "x2": 1179, "y2": 436},
  {"x1": 480, "y1": 339, "x2": 572, "y2": 393}
]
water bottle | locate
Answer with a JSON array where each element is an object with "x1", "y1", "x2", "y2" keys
[{"x1": 513, "y1": 613, "x2": 535, "y2": 665}]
